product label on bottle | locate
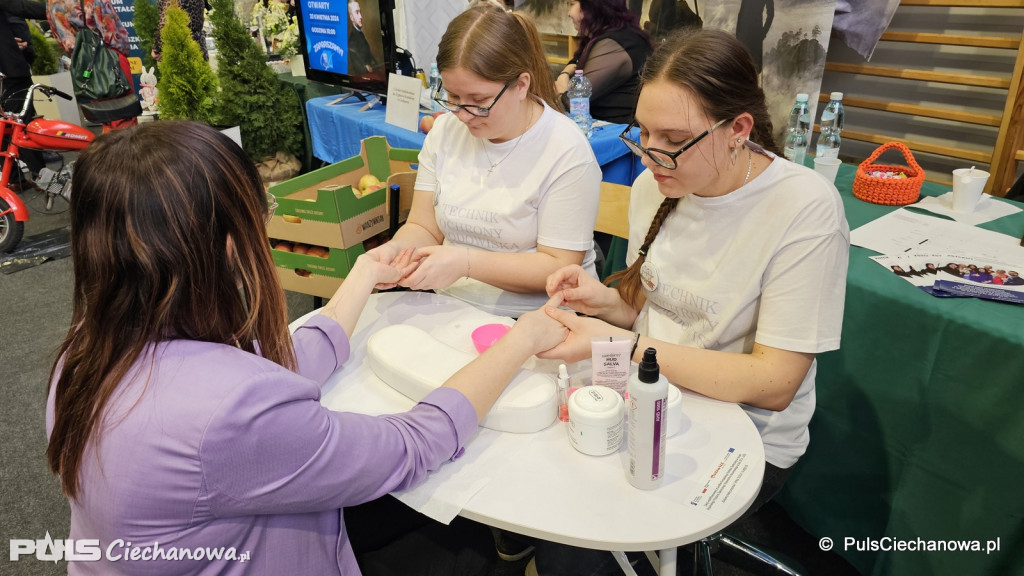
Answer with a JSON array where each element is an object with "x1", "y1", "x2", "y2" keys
[
  {"x1": 569, "y1": 97, "x2": 590, "y2": 117},
  {"x1": 816, "y1": 147, "x2": 839, "y2": 160},
  {"x1": 784, "y1": 145, "x2": 807, "y2": 165},
  {"x1": 651, "y1": 399, "x2": 663, "y2": 480}
]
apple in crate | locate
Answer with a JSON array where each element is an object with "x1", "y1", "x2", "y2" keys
[{"x1": 357, "y1": 173, "x2": 383, "y2": 196}]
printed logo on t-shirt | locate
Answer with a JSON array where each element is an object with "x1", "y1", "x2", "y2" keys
[
  {"x1": 647, "y1": 280, "x2": 721, "y2": 349},
  {"x1": 438, "y1": 202, "x2": 521, "y2": 251}
]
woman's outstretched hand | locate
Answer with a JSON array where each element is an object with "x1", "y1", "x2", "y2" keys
[
  {"x1": 509, "y1": 294, "x2": 571, "y2": 357},
  {"x1": 398, "y1": 245, "x2": 468, "y2": 291},
  {"x1": 360, "y1": 248, "x2": 417, "y2": 288},
  {"x1": 536, "y1": 302, "x2": 631, "y2": 363},
  {"x1": 364, "y1": 244, "x2": 418, "y2": 289}
]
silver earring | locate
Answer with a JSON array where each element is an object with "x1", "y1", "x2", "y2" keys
[{"x1": 730, "y1": 145, "x2": 738, "y2": 164}]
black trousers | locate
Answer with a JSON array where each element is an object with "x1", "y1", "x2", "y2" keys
[{"x1": 345, "y1": 494, "x2": 496, "y2": 576}]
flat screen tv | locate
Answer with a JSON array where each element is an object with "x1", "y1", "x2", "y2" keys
[{"x1": 294, "y1": 0, "x2": 397, "y2": 96}]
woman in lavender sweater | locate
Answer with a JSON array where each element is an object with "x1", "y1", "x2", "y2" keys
[{"x1": 45, "y1": 120, "x2": 566, "y2": 575}]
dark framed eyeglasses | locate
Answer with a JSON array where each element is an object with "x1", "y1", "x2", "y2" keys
[
  {"x1": 619, "y1": 117, "x2": 730, "y2": 170},
  {"x1": 265, "y1": 192, "x2": 278, "y2": 224},
  {"x1": 432, "y1": 78, "x2": 516, "y2": 118}
]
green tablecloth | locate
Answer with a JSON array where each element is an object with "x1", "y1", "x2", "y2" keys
[{"x1": 777, "y1": 163, "x2": 1024, "y2": 576}]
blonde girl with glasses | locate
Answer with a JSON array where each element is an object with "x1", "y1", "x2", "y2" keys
[
  {"x1": 530, "y1": 28, "x2": 850, "y2": 574},
  {"x1": 368, "y1": 3, "x2": 603, "y2": 318}
]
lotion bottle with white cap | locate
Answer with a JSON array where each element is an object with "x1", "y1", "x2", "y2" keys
[{"x1": 626, "y1": 347, "x2": 668, "y2": 490}]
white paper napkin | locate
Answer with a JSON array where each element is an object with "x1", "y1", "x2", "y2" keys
[
  {"x1": 392, "y1": 428, "x2": 537, "y2": 524},
  {"x1": 913, "y1": 192, "x2": 1021, "y2": 226}
]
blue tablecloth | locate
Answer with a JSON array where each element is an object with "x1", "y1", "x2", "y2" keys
[{"x1": 305, "y1": 95, "x2": 643, "y2": 186}]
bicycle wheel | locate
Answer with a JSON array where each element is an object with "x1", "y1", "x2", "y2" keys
[{"x1": 0, "y1": 197, "x2": 25, "y2": 253}]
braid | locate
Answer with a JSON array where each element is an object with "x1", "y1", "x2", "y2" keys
[
  {"x1": 749, "y1": 92, "x2": 781, "y2": 155},
  {"x1": 605, "y1": 196, "x2": 679, "y2": 309}
]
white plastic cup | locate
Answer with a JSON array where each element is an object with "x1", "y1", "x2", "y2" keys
[
  {"x1": 951, "y1": 168, "x2": 990, "y2": 212},
  {"x1": 813, "y1": 156, "x2": 842, "y2": 183}
]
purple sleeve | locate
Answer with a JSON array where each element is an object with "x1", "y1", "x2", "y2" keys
[
  {"x1": 200, "y1": 366, "x2": 478, "y2": 517},
  {"x1": 290, "y1": 314, "x2": 351, "y2": 384}
]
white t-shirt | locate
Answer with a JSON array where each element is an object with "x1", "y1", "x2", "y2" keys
[
  {"x1": 416, "y1": 102, "x2": 602, "y2": 317},
  {"x1": 626, "y1": 154, "x2": 850, "y2": 468}
]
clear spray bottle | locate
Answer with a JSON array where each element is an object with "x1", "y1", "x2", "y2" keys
[{"x1": 626, "y1": 347, "x2": 668, "y2": 490}]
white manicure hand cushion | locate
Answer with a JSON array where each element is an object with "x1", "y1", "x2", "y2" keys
[{"x1": 366, "y1": 324, "x2": 557, "y2": 433}]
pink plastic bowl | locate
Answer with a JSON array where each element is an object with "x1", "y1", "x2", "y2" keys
[{"x1": 471, "y1": 323, "x2": 512, "y2": 353}]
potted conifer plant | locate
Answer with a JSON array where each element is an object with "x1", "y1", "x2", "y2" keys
[
  {"x1": 157, "y1": 5, "x2": 218, "y2": 123},
  {"x1": 209, "y1": 0, "x2": 303, "y2": 181}
]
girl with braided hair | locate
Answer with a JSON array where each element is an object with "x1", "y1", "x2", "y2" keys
[{"x1": 531, "y1": 28, "x2": 850, "y2": 574}]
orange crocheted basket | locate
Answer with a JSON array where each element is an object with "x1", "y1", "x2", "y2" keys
[{"x1": 852, "y1": 142, "x2": 926, "y2": 206}]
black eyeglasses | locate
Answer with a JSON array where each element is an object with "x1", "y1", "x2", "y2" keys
[
  {"x1": 432, "y1": 78, "x2": 515, "y2": 118},
  {"x1": 619, "y1": 117, "x2": 730, "y2": 170}
]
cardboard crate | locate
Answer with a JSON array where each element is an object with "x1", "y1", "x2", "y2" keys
[
  {"x1": 271, "y1": 242, "x2": 366, "y2": 299},
  {"x1": 267, "y1": 136, "x2": 420, "y2": 250}
]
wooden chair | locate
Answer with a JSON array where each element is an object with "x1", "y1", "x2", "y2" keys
[
  {"x1": 596, "y1": 181, "x2": 631, "y2": 239},
  {"x1": 596, "y1": 182, "x2": 631, "y2": 280}
]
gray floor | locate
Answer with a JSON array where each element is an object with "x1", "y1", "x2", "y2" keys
[{"x1": 0, "y1": 187, "x2": 861, "y2": 576}]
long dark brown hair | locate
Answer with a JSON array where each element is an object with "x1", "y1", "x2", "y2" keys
[
  {"x1": 437, "y1": 3, "x2": 563, "y2": 112},
  {"x1": 572, "y1": 0, "x2": 654, "y2": 64},
  {"x1": 47, "y1": 121, "x2": 295, "y2": 498},
  {"x1": 606, "y1": 29, "x2": 780, "y2": 308}
]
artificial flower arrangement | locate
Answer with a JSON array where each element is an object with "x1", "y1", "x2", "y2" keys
[{"x1": 252, "y1": 0, "x2": 298, "y2": 57}]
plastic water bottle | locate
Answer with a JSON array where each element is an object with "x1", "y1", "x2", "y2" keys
[
  {"x1": 815, "y1": 92, "x2": 844, "y2": 160},
  {"x1": 567, "y1": 70, "x2": 593, "y2": 138},
  {"x1": 429, "y1": 63, "x2": 443, "y2": 114},
  {"x1": 783, "y1": 93, "x2": 810, "y2": 165}
]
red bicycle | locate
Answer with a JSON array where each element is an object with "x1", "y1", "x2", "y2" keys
[{"x1": 1, "y1": 75, "x2": 94, "y2": 253}]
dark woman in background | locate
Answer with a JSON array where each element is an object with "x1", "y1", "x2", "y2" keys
[{"x1": 555, "y1": 0, "x2": 653, "y2": 124}]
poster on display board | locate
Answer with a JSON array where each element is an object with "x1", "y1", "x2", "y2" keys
[
  {"x1": 299, "y1": 0, "x2": 352, "y2": 76},
  {"x1": 518, "y1": 0, "x2": 837, "y2": 145}
]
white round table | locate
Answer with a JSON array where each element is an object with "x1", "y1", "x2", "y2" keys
[{"x1": 292, "y1": 291, "x2": 765, "y2": 575}]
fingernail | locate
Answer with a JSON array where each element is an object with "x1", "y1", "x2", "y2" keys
[{"x1": 545, "y1": 307, "x2": 555, "y2": 314}]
